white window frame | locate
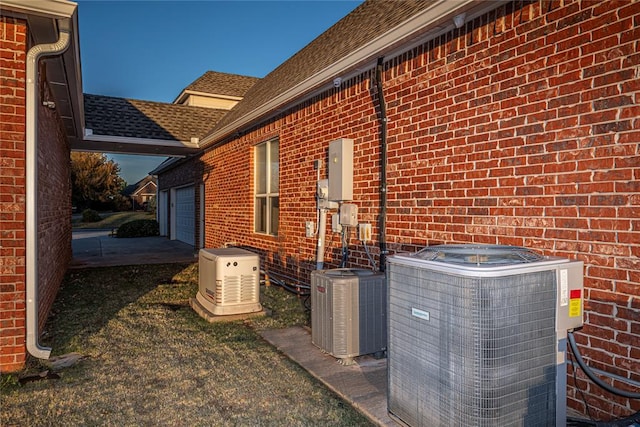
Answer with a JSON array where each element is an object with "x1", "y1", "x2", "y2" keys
[{"x1": 254, "y1": 138, "x2": 279, "y2": 236}]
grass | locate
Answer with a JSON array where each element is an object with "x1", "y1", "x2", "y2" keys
[
  {"x1": 0, "y1": 264, "x2": 372, "y2": 426},
  {"x1": 72, "y1": 211, "x2": 156, "y2": 229}
]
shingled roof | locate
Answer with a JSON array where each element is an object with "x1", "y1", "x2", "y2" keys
[
  {"x1": 181, "y1": 71, "x2": 260, "y2": 98},
  {"x1": 84, "y1": 93, "x2": 227, "y2": 142},
  {"x1": 203, "y1": 0, "x2": 440, "y2": 143}
]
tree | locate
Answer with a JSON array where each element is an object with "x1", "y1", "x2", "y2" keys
[{"x1": 71, "y1": 152, "x2": 127, "y2": 210}]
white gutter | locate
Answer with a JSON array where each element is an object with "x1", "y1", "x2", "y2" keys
[
  {"x1": 25, "y1": 24, "x2": 71, "y2": 360},
  {"x1": 199, "y1": 0, "x2": 490, "y2": 148},
  {"x1": 1, "y1": 0, "x2": 77, "y2": 19}
]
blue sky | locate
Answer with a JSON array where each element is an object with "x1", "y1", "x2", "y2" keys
[{"x1": 76, "y1": 0, "x2": 363, "y2": 184}]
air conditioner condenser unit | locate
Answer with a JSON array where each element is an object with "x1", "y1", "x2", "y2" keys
[
  {"x1": 311, "y1": 268, "x2": 386, "y2": 364},
  {"x1": 193, "y1": 247, "x2": 262, "y2": 316},
  {"x1": 387, "y1": 244, "x2": 584, "y2": 427}
]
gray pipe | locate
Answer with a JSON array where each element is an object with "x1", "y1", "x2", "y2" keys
[
  {"x1": 26, "y1": 26, "x2": 71, "y2": 360},
  {"x1": 316, "y1": 209, "x2": 327, "y2": 270}
]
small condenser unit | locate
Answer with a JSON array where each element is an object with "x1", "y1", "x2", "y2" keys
[
  {"x1": 195, "y1": 248, "x2": 262, "y2": 316},
  {"x1": 387, "y1": 245, "x2": 583, "y2": 427},
  {"x1": 311, "y1": 268, "x2": 386, "y2": 363}
]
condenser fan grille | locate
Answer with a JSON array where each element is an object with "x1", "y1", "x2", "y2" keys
[
  {"x1": 388, "y1": 263, "x2": 557, "y2": 426},
  {"x1": 415, "y1": 244, "x2": 544, "y2": 266}
]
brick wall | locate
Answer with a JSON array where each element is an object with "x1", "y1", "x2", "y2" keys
[
  {"x1": 376, "y1": 1, "x2": 640, "y2": 419},
  {"x1": 0, "y1": 17, "x2": 28, "y2": 372},
  {"x1": 0, "y1": 18, "x2": 73, "y2": 373},
  {"x1": 36, "y1": 62, "x2": 72, "y2": 333},
  {"x1": 188, "y1": 0, "x2": 639, "y2": 420}
]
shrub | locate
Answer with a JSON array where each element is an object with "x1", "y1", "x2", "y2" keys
[
  {"x1": 116, "y1": 219, "x2": 160, "y2": 238},
  {"x1": 81, "y1": 209, "x2": 102, "y2": 223}
]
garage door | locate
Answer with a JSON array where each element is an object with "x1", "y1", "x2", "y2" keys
[{"x1": 175, "y1": 186, "x2": 195, "y2": 246}]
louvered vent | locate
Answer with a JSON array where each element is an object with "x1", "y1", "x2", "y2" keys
[{"x1": 195, "y1": 248, "x2": 262, "y2": 316}]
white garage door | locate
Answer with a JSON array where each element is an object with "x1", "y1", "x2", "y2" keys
[{"x1": 175, "y1": 186, "x2": 195, "y2": 246}]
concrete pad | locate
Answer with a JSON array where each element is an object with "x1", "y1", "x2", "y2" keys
[
  {"x1": 189, "y1": 297, "x2": 270, "y2": 323},
  {"x1": 260, "y1": 326, "x2": 395, "y2": 427},
  {"x1": 70, "y1": 230, "x2": 197, "y2": 268}
]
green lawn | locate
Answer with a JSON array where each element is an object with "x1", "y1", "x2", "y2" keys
[{"x1": 72, "y1": 211, "x2": 156, "y2": 229}]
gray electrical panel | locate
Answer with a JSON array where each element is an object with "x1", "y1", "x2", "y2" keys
[
  {"x1": 328, "y1": 138, "x2": 353, "y2": 201},
  {"x1": 311, "y1": 268, "x2": 386, "y2": 364},
  {"x1": 387, "y1": 245, "x2": 583, "y2": 427}
]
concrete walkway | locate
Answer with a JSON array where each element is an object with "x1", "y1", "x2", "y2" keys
[
  {"x1": 70, "y1": 229, "x2": 197, "y2": 268},
  {"x1": 260, "y1": 326, "x2": 395, "y2": 427}
]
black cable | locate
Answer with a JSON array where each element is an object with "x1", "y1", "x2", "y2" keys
[
  {"x1": 568, "y1": 343, "x2": 593, "y2": 420},
  {"x1": 568, "y1": 331, "x2": 640, "y2": 399},
  {"x1": 339, "y1": 226, "x2": 348, "y2": 268},
  {"x1": 566, "y1": 417, "x2": 596, "y2": 427}
]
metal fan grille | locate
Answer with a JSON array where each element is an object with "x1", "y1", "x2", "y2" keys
[{"x1": 388, "y1": 264, "x2": 557, "y2": 427}]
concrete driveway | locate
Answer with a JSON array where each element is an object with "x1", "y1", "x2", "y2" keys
[{"x1": 71, "y1": 229, "x2": 197, "y2": 268}]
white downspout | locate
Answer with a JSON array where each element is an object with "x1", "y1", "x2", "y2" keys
[{"x1": 25, "y1": 26, "x2": 71, "y2": 360}]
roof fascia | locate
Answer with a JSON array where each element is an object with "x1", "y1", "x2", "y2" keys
[
  {"x1": 3, "y1": 0, "x2": 84, "y2": 146},
  {"x1": 149, "y1": 157, "x2": 188, "y2": 176},
  {"x1": 75, "y1": 134, "x2": 197, "y2": 156},
  {"x1": 172, "y1": 90, "x2": 189, "y2": 105},
  {"x1": 174, "y1": 90, "x2": 243, "y2": 105},
  {"x1": 83, "y1": 133, "x2": 198, "y2": 148},
  {"x1": 200, "y1": 0, "x2": 504, "y2": 149},
  {"x1": 1, "y1": 0, "x2": 77, "y2": 19},
  {"x1": 132, "y1": 181, "x2": 157, "y2": 196}
]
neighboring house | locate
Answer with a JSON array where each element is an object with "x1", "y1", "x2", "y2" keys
[
  {"x1": 1, "y1": 0, "x2": 638, "y2": 422},
  {"x1": 122, "y1": 175, "x2": 157, "y2": 210},
  {"x1": 155, "y1": 0, "x2": 640, "y2": 421}
]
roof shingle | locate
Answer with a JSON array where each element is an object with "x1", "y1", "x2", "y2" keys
[
  {"x1": 207, "y1": 0, "x2": 437, "y2": 137},
  {"x1": 84, "y1": 94, "x2": 227, "y2": 142},
  {"x1": 183, "y1": 71, "x2": 260, "y2": 97}
]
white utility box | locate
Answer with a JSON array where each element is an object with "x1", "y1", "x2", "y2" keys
[{"x1": 328, "y1": 138, "x2": 353, "y2": 201}]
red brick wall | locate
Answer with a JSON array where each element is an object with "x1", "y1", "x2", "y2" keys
[
  {"x1": 0, "y1": 17, "x2": 28, "y2": 372},
  {"x1": 0, "y1": 17, "x2": 73, "y2": 373},
  {"x1": 37, "y1": 63, "x2": 72, "y2": 333},
  {"x1": 190, "y1": 0, "x2": 640, "y2": 420}
]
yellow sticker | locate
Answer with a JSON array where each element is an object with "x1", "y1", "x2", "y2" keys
[{"x1": 569, "y1": 299, "x2": 581, "y2": 317}]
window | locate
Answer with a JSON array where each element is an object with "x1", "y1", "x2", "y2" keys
[{"x1": 254, "y1": 138, "x2": 279, "y2": 235}]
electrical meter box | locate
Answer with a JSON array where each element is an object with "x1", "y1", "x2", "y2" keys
[
  {"x1": 340, "y1": 203, "x2": 358, "y2": 227},
  {"x1": 328, "y1": 138, "x2": 353, "y2": 201}
]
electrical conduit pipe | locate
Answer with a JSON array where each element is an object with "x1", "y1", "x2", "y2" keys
[
  {"x1": 376, "y1": 57, "x2": 388, "y2": 272},
  {"x1": 316, "y1": 208, "x2": 327, "y2": 270},
  {"x1": 26, "y1": 26, "x2": 71, "y2": 360}
]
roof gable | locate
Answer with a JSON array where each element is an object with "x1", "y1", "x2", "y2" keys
[
  {"x1": 181, "y1": 71, "x2": 260, "y2": 98},
  {"x1": 132, "y1": 180, "x2": 157, "y2": 196}
]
